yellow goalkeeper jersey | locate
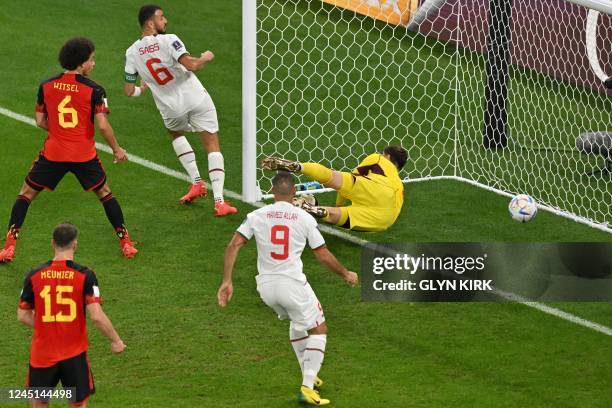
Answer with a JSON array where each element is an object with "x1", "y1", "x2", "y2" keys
[{"x1": 350, "y1": 153, "x2": 404, "y2": 219}]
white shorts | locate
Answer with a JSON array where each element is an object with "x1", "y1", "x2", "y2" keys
[
  {"x1": 162, "y1": 92, "x2": 219, "y2": 133},
  {"x1": 257, "y1": 278, "x2": 325, "y2": 332}
]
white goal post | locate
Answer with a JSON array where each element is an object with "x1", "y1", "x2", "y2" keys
[{"x1": 242, "y1": 0, "x2": 612, "y2": 233}]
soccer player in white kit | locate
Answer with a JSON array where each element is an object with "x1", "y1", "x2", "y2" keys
[
  {"x1": 123, "y1": 5, "x2": 237, "y2": 216},
  {"x1": 217, "y1": 172, "x2": 358, "y2": 406}
]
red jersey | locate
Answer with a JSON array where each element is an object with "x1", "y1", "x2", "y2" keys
[
  {"x1": 19, "y1": 260, "x2": 102, "y2": 368},
  {"x1": 35, "y1": 73, "x2": 110, "y2": 162}
]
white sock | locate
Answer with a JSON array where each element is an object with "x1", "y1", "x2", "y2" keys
[
  {"x1": 302, "y1": 334, "x2": 326, "y2": 389},
  {"x1": 208, "y1": 152, "x2": 225, "y2": 203},
  {"x1": 171, "y1": 136, "x2": 201, "y2": 184},
  {"x1": 290, "y1": 324, "x2": 309, "y2": 375}
]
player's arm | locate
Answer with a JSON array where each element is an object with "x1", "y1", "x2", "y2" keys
[
  {"x1": 95, "y1": 113, "x2": 128, "y2": 163},
  {"x1": 179, "y1": 51, "x2": 214, "y2": 72},
  {"x1": 312, "y1": 246, "x2": 358, "y2": 286},
  {"x1": 35, "y1": 85, "x2": 48, "y2": 130},
  {"x1": 17, "y1": 308, "x2": 35, "y2": 328},
  {"x1": 86, "y1": 303, "x2": 126, "y2": 353},
  {"x1": 123, "y1": 53, "x2": 148, "y2": 97},
  {"x1": 17, "y1": 275, "x2": 35, "y2": 327},
  {"x1": 35, "y1": 112, "x2": 48, "y2": 130},
  {"x1": 218, "y1": 233, "x2": 248, "y2": 307},
  {"x1": 123, "y1": 80, "x2": 148, "y2": 97}
]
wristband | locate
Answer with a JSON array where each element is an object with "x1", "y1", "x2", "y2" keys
[{"x1": 131, "y1": 86, "x2": 142, "y2": 97}]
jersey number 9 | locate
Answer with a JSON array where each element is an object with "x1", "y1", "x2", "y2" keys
[{"x1": 270, "y1": 225, "x2": 290, "y2": 260}]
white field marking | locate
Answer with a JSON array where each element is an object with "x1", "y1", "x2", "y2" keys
[
  {"x1": 451, "y1": 176, "x2": 612, "y2": 234},
  {"x1": 266, "y1": 173, "x2": 612, "y2": 235},
  {"x1": 1, "y1": 105, "x2": 610, "y2": 336},
  {"x1": 494, "y1": 288, "x2": 612, "y2": 336}
]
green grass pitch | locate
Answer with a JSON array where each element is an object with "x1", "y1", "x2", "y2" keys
[{"x1": 0, "y1": 1, "x2": 610, "y2": 407}]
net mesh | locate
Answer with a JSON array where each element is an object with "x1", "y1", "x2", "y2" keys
[{"x1": 255, "y1": 0, "x2": 612, "y2": 227}]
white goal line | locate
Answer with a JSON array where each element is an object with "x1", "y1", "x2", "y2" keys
[{"x1": 262, "y1": 172, "x2": 611, "y2": 235}]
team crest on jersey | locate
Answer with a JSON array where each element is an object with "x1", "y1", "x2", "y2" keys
[{"x1": 172, "y1": 40, "x2": 183, "y2": 51}]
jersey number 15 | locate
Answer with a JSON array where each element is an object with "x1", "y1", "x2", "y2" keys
[{"x1": 40, "y1": 285, "x2": 77, "y2": 323}]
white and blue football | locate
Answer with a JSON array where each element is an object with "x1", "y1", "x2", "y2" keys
[{"x1": 508, "y1": 194, "x2": 538, "y2": 223}]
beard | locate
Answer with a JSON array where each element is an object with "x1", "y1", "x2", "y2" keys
[{"x1": 155, "y1": 23, "x2": 166, "y2": 34}]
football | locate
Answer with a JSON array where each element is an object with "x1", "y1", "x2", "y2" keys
[{"x1": 508, "y1": 194, "x2": 538, "y2": 222}]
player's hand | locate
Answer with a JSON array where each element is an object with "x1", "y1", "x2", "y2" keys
[
  {"x1": 217, "y1": 281, "x2": 233, "y2": 307},
  {"x1": 111, "y1": 339, "x2": 126, "y2": 354},
  {"x1": 201, "y1": 51, "x2": 214, "y2": 62},
  {"x1": 113, "y1": 147, "x2": 128, "y2": 163},
  {"x1": 343, "y1": 271, "x2": 358, "y2": 287}
]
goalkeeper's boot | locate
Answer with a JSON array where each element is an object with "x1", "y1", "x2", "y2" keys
[
  {"x1": 116, "y1": 227, "x2": 138, "y2": 259},
  {"x1": 261, "y1": 157, "x2": 301, "y2": 172},
  {"x1": 180, "y1": 181, "x2": 207, "y2": 203},
  {"x1": 215, "y1": 201, "x2": 238, "y2": 217},
  {"x1": 314, "y1": 376, "x2": 324, "y2": 390},
  {"x1": 0, "y1": 227, "x2": 18, "y2": 263},
  {"x1": 298, "y1": 386, "x2": 330, "y2": 406},
  {"x1": 292, "y1": 194, "x2": 317, "y2": 208},
  {"x1": 299, "y1": 202, "x2": 328, "y2": 219}
]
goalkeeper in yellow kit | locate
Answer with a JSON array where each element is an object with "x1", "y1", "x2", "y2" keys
[{"x1": 262, "y1": 145, "x2": 407, "y2": 232}]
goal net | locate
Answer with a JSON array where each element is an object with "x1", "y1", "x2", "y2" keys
[{"x1": 245, "y1": 0, "x2": 612, "y2": 231}]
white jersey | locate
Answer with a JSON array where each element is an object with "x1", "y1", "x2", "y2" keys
[
  {"x1": 237, "y1": 201, "x2": 326, "y2": 284},
  {"x1": 125, "y1": 34, "x2": 207, "y2": 118}
]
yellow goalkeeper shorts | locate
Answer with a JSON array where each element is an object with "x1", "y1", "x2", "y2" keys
[{"x1": 336, "y1": 173, "x2": 399, "y2": 232}]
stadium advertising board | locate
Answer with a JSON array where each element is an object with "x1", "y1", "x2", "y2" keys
[{"x1": 322, "y1": 0, "x2": 421, "y2": 26}]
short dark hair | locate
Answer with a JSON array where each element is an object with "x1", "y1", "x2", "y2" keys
[
  {"x1": 271, "y1": 171, "x2": 295, "y2": 195},
  {"x1": 53, "y1": 223, "x2": 78, "y2": 249},
  {"x1": 384, "y1": 145, "x2": 408, "y2": 170},
  {"x1": 139, "y1": 4, "x2": 162, "y2": 27},
  {"x1": 59, "y1": 37, "x2": 95, "y2": 70}
]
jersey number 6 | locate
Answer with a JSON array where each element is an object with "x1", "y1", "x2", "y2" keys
[
  {"x1": 146, "y1": 58, "x2": 174, "y2": 85},
  {"x1": 270, "y1": 225, "x2": 290, "y2": 260},
  {"x1": 58, "y1": 96, "x2": 78, "y2": 129}
]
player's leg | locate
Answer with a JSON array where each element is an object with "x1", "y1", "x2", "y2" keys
[
  {"x1": 59, "y1": 352, "x2": 95, "y2": 408},
  {"x1": 191, "y1": 94, "x2": 236, "y2": 216},
  {"x1": 72, "y1": 158, "x2": 137, "y2": 258},
  {"x1": 0, "y1": 183, "x2": 40, "y2": 263},
  {"x1": 261, "y1": 158, "x2": 357, "y2": 196},
  {"x1": 167, "y1": 127, "x2": 207, "y2": 203},
  {"x1": 289, "y1": 324, "x2": 325, "y2": 393},
  {"x1": 297, "y1": 323, "x2": 329, "y2": 406},
  {"x1": 27, "y1": 362, "x2": 60, "y2": 408},
  {"x1": 289, "y1": 321, "x2": 308, "y2": 375},
  {"x1": 94, "y1": 183, "x2": 137, "y2": 258},
  {"x1": 295, "y1": 202, "x2": 351, "y2": 230},
  {"x1": 1, "y1": 156, "x2": 65, "y2": 263},
  {"x1": 280, "y1": 280, "x2": 330, "y2": 405}
]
